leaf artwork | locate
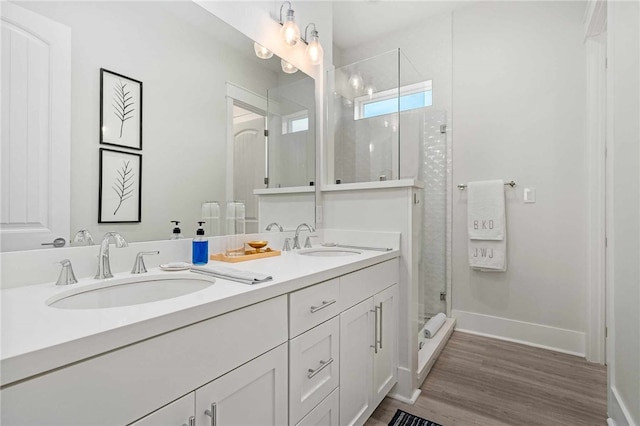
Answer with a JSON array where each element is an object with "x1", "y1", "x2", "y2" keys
[
  {"x1": 112, "y1": 160, "x2": 135, "y2": 215},
  {"x1": 112, "y1": 79, "x2": 135, "y2": 138}
]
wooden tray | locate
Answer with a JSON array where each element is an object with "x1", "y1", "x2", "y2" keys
[{"x1": 209, "y1": 249, "x2": 281, "y2": 263}]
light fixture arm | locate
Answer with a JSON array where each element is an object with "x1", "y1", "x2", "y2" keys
[
  {"x1": 279, "y1": 1, "x2": 293, "y2": 24},
  {"x1": 303, "y1": 23, "x2": 318, "y2": 44}
]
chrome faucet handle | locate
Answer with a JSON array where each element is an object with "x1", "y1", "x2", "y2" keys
[
  {"x1": 56, "y1": 259, "x2": 78, "y2": 286},
  {"x1": 131, "y1": 251, "x2": 159, "y2": 274},
  {"x1": 73, "y1": 230, "x2": 95, "y2": 246},
  {"x1": 304, "y1": 235, "x2": 319, "y2": 249},
  {"x1": 283, "y1": 238, "x2": 292, "y2": 252}
]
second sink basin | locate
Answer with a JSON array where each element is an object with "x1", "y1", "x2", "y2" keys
[
  {"x1": 298, "y1": 248, "x2": 362, "y2": 257},
  {"x1": 47, "y1": 273, "x2": 214, "y2": 310}
]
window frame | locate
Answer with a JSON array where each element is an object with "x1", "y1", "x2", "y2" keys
[{"x1": 353, "y1": 80, "x2": 433, "y2": 120}]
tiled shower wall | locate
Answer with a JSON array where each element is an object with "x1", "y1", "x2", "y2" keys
[{"x1": 419, "y1": 109, "x2": 448, "y2": 327}]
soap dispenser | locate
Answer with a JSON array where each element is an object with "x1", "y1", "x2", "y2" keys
[
  {"x1": 170, "y1": 221, "x2": 183, "y2": 240},
  {"x1": 192, "y1": 221, "x2": 208, "y2": 265}
]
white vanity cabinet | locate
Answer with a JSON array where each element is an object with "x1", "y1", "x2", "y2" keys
[
  {"x1": 290, "y1": 258, "x2": 400, "y2": 426},
  {"x1": 339, "y1": 284, "x2": 399, "y2": 426},
  {"x1": 0, "y1": 296, "x2": 288, "y2": 426},
  {"x1": 194, "y1": 343, "x2": 288, "y2": 426}
]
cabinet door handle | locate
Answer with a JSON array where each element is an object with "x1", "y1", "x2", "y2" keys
[
  {"x1": 378, "y1": 302, "x2": 383, "y2": 350},
  {"x1": 307, "y1": 358, "x2": 334, "y2": 379},
  {"x1": 370, "y1": 307, "x2": 379, "y2": 354},
  {"x1": 310, "y1": 299, "x2": 336, "y2": 313},
  {"x1": 204, "y1": 403, "x2": 217, "y2": 426},
  {"x1": 182, "y1": 416, "x2": 195, "y2": 426}
]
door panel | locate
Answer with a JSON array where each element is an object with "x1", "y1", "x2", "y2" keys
[{"x1": 1, "y1": 3, "x2": 71, "y2": 251}]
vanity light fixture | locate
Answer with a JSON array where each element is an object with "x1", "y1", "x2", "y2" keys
[
  {"x1": 281, "y1": 59, "x2": 298, "y2": 74},
  {"x1": 253, "y1": 42, "x2": 273, "y2": 59},
  {"x1": 279, "y1": 1, "x2": 300, "y2": 48},
  {"x1": 303, "y1": 23, "x2": 324, "y2": 65}
]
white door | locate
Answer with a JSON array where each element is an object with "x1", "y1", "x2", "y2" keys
[
  {"x1": 372, "y1": 285, "x2": 398, "y2": 406},
  {"x1": 194, "y1": 343, "x2": 288, "y2": 426},
  {"x1": 339, "y1": 298, "x2": 374, "y2": 426},
  {"x1": 130, "y1": 393, "x2": 195, "y2": 426},
  {"x1": 1, "y1": 3, "x2": 71, "y2": 251}
]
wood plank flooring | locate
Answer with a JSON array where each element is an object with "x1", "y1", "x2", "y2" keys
[{"x1": 365, "y1": 331, "x2": 607, "y2": 426}]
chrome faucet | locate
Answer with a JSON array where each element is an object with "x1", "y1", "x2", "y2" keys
[
  {"x1": 293, "y1": 223, "x2": 315, "y2": 250},
  {"x1": 95, "y1": 232, "x2": 128, "y2": 279},
  {"x1": 265, "y1": 222, "x2": 284, "y2": 232},
  {"x1": 72, "y1": 229, "x2": 95, "y2": 246}
]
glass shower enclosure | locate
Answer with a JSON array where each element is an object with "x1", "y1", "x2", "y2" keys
[{"x1": 328, "y1": 49, "x2": 450, "y2": 374}]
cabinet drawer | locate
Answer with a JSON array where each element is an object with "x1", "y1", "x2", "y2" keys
[
  {"x1": 289, "y1": 317, "x2": 340, "y2": 425},
  {"x1": 340, "y1": 258, "x2": 399, "y2": 311},
  {"x1": 290, "y1": 278, "x2": 340, "y2": 337},
  {"x1": 296, "y1": 388, "x2": 339, "y2": 426},
  {"x1": 130, "y1": 392, "x2": 195, "y2": 426}
]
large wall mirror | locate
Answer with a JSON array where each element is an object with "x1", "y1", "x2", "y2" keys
[{"x1": 1, "y1": 1, "x2": 316, "y2": 251}]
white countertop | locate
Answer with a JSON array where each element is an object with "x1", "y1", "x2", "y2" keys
[{"x1": 0, "y1": 247, "x2": 398, "y2": 386}]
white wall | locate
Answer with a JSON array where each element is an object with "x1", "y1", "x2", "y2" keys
[
  {"x1": 17, "y1": 1, "x2": 279, "y2": 241},
  {"x1": 607, "y1": 0, "x2": 640, "y2": 423},
  {"x1": 451, "y1": 2, "x2": 588, "y2": 355}
]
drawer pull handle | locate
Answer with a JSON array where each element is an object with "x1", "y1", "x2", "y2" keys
[
  {"x1": 182, "y1": 416, "x2": 195, "y2": 426},
  {"x1": 310, "y1": 299, "x2": 336, "y2": 313},
  {"x1": 307, "y1": 358, "x2": 334, "y2": 379},
  {"x1": 204, "y1": 403, "x2": 217, "y2": 426}
]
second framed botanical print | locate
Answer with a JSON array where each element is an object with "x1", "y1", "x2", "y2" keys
[
  {"x1": 98, "y1": 148, "x2": 142, "y2": 223},
  {"x1": 100, "y1": 68, "x2": 143, "y2": 150}
]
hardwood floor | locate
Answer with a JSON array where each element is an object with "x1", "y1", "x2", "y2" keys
[{"x1": 365, "y1": 331, "x2": 607, "y2": 426}]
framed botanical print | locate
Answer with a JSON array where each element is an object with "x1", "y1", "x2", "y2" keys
[
  {"x1": 100, "y1": 68, "x2": 143, "y2": 150},
  {"x1": 98, "y1": 148, "x2": 142, "y2": 223}
]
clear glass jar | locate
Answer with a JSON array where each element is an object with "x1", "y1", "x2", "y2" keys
[{"x1": 225, "y1": 201, "x2": 245, "y2": 257}]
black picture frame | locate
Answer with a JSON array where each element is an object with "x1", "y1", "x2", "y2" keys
[
  {"x1": 100, "y1": 68, "x2": 143, "y2": 150},
  {"x1": 98, "y1": 148, "x2": 142, "y2": 223}
]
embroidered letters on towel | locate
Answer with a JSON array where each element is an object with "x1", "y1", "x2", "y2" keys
[{"x1": 468, "y1": 240, "x2": 506, "y2": 271}]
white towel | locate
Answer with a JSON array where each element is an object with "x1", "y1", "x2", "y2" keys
[
  {"x1": 424, "y1": 313, "x2": 447, "y2": 338},
  {"x1": 190, "y1": 266, "x2": 272, "y2": 285},
  {"x1": 467, "y1": 180, "x2": 505, "y2": 240},
  {"x1": 469, "y1": 238, "x2": 507, "y2": 271}
]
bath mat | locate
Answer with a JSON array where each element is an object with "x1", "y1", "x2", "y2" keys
[{"x1": 388, "y1": 409, "x2": 443, "y2": 426}]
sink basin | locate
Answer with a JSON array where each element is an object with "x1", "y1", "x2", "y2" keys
[
  {"x1": 298, "y1": 248, "x2": 362, "y2": 257},
  {"x1": 47, "y1": 274, "x2": 215, "y2": 309}
]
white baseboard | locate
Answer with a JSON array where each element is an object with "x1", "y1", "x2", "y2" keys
[
  {"x1": 387, "y1": 388, "x2": 421, "y2": 405},
  {"x1": 610, "y1": 386, "x2": 637, "y2": 426},
  {"x1": 451, "y1": 309, "x2": 586, "y2": 357}
]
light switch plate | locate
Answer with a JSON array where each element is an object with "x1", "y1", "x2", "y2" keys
[{"x1": 524, "y1": 188, "x2": 536, "y2": 203}]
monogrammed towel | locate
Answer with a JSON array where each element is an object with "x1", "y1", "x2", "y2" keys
[
  {"x1": 467, "y1": 180, "x2": 505, "y2": 240},
  {"x1": 469, "y1": 238, "x2": 507, "y2": 271}
]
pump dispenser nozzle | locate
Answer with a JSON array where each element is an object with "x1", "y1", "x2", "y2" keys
[{"x1": 170, "y1": 221, "x2": 183, "y2": 240}]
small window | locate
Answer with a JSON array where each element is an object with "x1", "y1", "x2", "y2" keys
[
  {"x1": 355, "y1": 80, "x2": 433, "y2": 120},
  {"x1": 281, "y1": 111, "x2": 309, "y2": 134}
]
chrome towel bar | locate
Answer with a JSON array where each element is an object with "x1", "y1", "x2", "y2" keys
[{"x1": 457, "y1": 180, "x2": 516, "y2": 190}]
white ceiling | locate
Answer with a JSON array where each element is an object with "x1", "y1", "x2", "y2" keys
[{"x1": 333, "y1": 1, "x2": 468, "y2": 50}]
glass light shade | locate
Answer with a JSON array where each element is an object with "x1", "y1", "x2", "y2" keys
[
  {"x1": 253, "y1": 42, "x2": 273, "y2": 59},
  {"x1": 305, "y1": 36, "x2": 323, "y2": 65},
  {"x1": 348, "y1": 73, "x2": 363, "y2": 91},
  {"x1": 281, "y1": 59, "x2": 298, "y2": 74},
  {"x1": 365, "y1": 84, "x2": 376, "y2": 98},
  {"x1": 281, "y1": 11, "x2": 300, "y2": 47}
]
